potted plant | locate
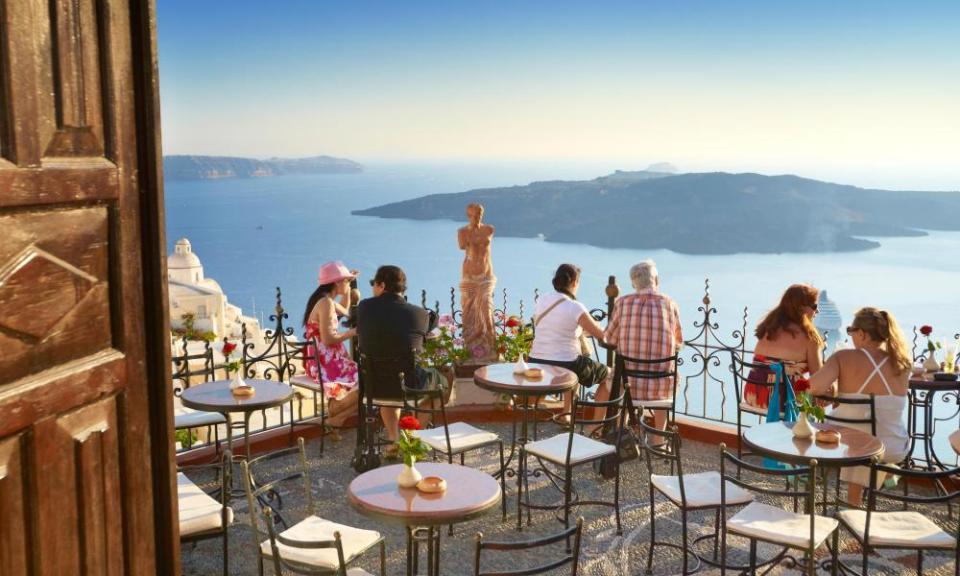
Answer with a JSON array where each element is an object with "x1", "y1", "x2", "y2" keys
[
  {"x1": 793, "y1": 391, "x2": 825, "y2": 438},
  {"x1": 396, "y1": 416, "x2": 430, "y2": 488},
  {"x1": 422, "y1": 314, "x2": 469, "y2": 399}
]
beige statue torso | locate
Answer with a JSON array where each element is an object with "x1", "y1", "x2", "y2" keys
[{"x1": 458, "y1": 224, "x2": 495, "y2": 278}]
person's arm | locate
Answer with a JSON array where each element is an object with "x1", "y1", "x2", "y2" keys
[
  {"x1": 808, "y1": 353, "x2": 840, "y2": 396},
  {"x1": 457, "y1": 228, "x2": 466, "y2": 250},
  {"x1": 578, "y1": 311, "x2": 605, "y2": 341},
  {"x1": 603, "y1": 300, "x2": 621, "y2": 347},
  {"x1": 806, "y1": 338, "x2": 824, "y2": 375},
  {"x1": 318, "y1": 299, "x2": 355, "y2": 346}
]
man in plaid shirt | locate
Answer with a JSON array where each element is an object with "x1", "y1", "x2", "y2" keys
[{"x1": 603, "y1": 260, "x2": 683, "y2": 431}]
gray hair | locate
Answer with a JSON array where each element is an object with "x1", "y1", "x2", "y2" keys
[{"x1": 630, "y1": 260, "x2": 658, "y2": 291}]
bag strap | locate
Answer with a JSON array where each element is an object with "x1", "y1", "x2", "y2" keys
[{"x1": 533, "y1": 297, "x2": 567, "y2": 328}]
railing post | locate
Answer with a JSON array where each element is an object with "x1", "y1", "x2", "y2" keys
[{"x1": 605, "y1": 275, "x2": 619, "y2": 367}]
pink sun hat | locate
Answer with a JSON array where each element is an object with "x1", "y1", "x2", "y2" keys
[{"x1": 317, "y1": 261, "x2": 357, "y2": 285}]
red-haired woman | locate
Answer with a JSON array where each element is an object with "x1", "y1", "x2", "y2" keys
[{"x1": 745, "y1": 284, "x2": 824, "y2": 410}]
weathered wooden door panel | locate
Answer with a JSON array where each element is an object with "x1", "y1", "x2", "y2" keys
[{"x1": 0, "y1": 0, "x2": 174, "y2": 573}]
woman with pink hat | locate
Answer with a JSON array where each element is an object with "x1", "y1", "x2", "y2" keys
[{"x1": 302, "y1": 261, "x2": 360, "y2": 431}]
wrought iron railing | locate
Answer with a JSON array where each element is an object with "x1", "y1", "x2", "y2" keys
[{"x1": 174, "y1": 279, "x2": 960, "y2": 465}]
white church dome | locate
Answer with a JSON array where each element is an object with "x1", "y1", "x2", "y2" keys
[{"x1": 168, "y1": 238, "x2": 202, "y2": 270}]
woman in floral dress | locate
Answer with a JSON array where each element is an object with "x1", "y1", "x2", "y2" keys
[{"x1": 302, "y1": 261, "x2": 360, "y2": 429}]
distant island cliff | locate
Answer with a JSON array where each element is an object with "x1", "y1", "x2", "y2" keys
[
  {"x1": 164, "y1": 155, "x2": 362, "y2": 180},
  {"x1": 353, "y1": 170, "x2": 960, "y2": 255}
]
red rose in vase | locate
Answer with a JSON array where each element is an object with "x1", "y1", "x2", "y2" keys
[
  {"x1": 222, "y1": 341, "x2": 238, "y2": 357},
  {"x1": 920, "y1": 325, "x2": 933, "y2": 336},
  {"x1": 398, "y1": 415, "x2": 422, "y2": 431},
  {"x1": 793, "y1": 378, "x2": 810, "y2": 393}
]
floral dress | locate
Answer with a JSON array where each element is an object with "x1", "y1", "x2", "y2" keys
[{"x1": 304, "y1": 322, "x2": 359, "y2": 401}]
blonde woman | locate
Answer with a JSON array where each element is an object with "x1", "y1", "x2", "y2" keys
[{"x1": 809, "y1": 307, "x2": 911, "y2": 506}]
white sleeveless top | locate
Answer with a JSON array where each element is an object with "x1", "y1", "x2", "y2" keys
[{"x1": 830, "y1": 348, "x2": 909, "y2": 461}]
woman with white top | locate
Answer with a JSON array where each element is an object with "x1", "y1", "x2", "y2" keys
[
  {"x1": 528, "y1": 263, "x2": 608, "y2": 418},
  {"x1": 809, "y1": 307, "x2": 911, "y2": 506}
]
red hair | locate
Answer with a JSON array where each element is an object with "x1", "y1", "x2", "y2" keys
[{"x1": 755, "y1": 284, "x2": 823, "y2": 348}]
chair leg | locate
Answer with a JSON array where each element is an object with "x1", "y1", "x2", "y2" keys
[
  {"x1": 222, "y1": 528, "x2": 229, "y2": 576},
  {"x1": 563, "y1": 465, "x2": 572, "y2": 532},
  {"x1": 831, "y1": 529, "x2": 839, "y2": 576},
  {"x1": 499, "y1": 442, "x2": 507, "y2": 520},
  {"x1": 862, "y1": 539, "x2": 869, "y2": 576},
  {"x1": 646, "y1": 488, "x2": 655, "y2": 575},
  {"x1": 681, "y1": 509, "x2": 689, "y2": 575},
  {"x1": 749, "y1": 539, "x2": 757, "y2": 575},
  {"x1": 614, "y1": 459, "x2": 622, "y2": 535},
  {"x1": 380, "y1": 540, "x2": 386, "y2": 576},
  {"x1": 918, "y1": 550, "x2": 924, "y2": 575},
  {"x1": 713, "y1": 508, "x2": 720, "y2": 561},
  {"x1": 516, "y1": 447, "x2": 524, "y2": 531}
]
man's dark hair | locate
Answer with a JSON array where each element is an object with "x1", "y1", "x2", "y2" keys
[{"x1": 374, "y1": 265, "x2": 407, "y2": 294}]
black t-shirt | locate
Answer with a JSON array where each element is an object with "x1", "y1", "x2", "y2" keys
[{"x1": 356, "y1": 293, "x2": 437, "y2": 359}]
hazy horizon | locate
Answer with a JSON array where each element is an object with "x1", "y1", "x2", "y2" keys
[{"x1": 158, "y1": 0, "x2": 960, "y2": 191}]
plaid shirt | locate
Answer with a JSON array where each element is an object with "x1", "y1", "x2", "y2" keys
[{"x1": 604, "y1": 288, "x2": 683, "y2": 401}]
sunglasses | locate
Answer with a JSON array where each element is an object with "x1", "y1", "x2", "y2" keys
[
  {"x1": 810, "y1": 302, "x2": 819, "y2": 311},
  {"x1": 369, "y1": 279, "x2": 375, "y2": 287},
  {"x1": 846, "y1": 326, "x2": 859, "y2": 335}
]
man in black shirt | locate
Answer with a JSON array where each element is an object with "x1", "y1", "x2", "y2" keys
[{"x1": 356, "y1": 265, "x2": 441, "y2": 442}]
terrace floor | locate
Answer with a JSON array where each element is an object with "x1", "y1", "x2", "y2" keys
[{"x1": 180, "y1": 421, "x2": 955, "y2": 576}]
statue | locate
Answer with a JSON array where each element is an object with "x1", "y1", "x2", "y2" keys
[{"x1": 458, "y1": 203, "x2": 497, "y2": 362}]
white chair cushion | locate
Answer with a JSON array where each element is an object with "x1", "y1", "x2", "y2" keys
[
  {"x1": 414, "y1": 422, "x2": 498, "y2": 453},
  {"x1": 290, "y1": 374, "x2": 322, "y2": 392},
  {"x1": 950, "y1": 430, "x2": 960, "y2": 456},
  {"x1": 739, "y1": 402, "x2": 769, "y2": 417},
  {"x1": 524, "y1": 433, "x2": 615, "y2": 465},
  {"x1": 727, "y1": 502, "x2": 838, "y2": 549},
  {"x1": 260, "y1": 515, "x2": 381, "y2": 569},
  {"x1": 633, "y1": 398, "x2": 673, "y2": 409},
  {"x1": 177, "y1": 473, "x2": 232, "y2": 536},
  {"x1": 175, "y1": 410, "x2": 227, "y2": 429},
  {"x1": 838, "y1": 510, "x2": 955, "y2": 549},
  {"x1": 345, "y1": 570, "x2": 375, "y2": 576},
  {"x1": 651, "y1": 471, "x2": 753, "y2": 509}
]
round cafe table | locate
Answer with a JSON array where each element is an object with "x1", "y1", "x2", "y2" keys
[
  {"x1": 742, "y1": 421, "x2": 883, "y2": 468},
  {"x1": 180, "y1": 378, "x2": 293, "y2": 459},
  {"x1": 348, "y1": 462, "x2": 501, "y2": 576},
  {"x1": 473, "y1": 363, "x2": 578, "y2": 528},
  {"x1": 906, "y1": 374, "x2": 960, "y2": 471}
]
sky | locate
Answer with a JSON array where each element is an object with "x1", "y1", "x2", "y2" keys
[{"x1": 157, "y1": 1, "x2": 960, "y2": 189}]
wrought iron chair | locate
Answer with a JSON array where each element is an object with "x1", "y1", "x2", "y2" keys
[
  {"x1": 718, "y1": 445, "x2": 839, "y2": 576},
  {"x1": 474, "y1": 518, "x2": 583, "y2": 576},
  {"x1": 729, "y1": 350, "x2": 790, "y2": 460},
  {"x1": 518, "y1": 390, "x2": 626, "y2": 534},
  {"x1": 838, "y1": 458, "x2": 960, "y2": 576},
  {"x1": 640, "y1": 421, "x2": 752, "y2": 575},
  {"x1": 177, "y1": 450, "x2": 233, "y2": 576},
  {"x1": 401, "y1": 378, "x2": 507, "y2": 521},
  {"x1": 288, "y1": 334, "x2": 354, "y2": 456},
  {"x1": 242, "y1": 438, "x2": 385, "y2": 576},
  {"x1": 353, "y1": 352, "x2": 419, "y2": 471},
  {"x1": 615, "y1": 352, "x2": 680, "y2": 428},
  {"x1": 172, "y1": 338, "x2": 226, "y2": 453},
  {"x1": 814, "y1": 393, "x2": 876, "y2": 511}
]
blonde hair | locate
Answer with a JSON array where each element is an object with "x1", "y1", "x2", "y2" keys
[{"x1": 850, "y1": 307, "x2": 912, "y2": 374}]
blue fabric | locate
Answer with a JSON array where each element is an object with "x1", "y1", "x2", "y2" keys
[{"x1": 763, "y1": 362, "x2": 797, "y2": 470}]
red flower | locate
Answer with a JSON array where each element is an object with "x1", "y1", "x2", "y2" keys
[
  {"x1": 793, "y1": 378, "x2": 810, "y2": 393},
  {"x1": 222, "y1": 342, "x2": 238, "y2": 356},
  {"x1": 920, "y1": 325, "x2": 933, "y2": 336},
  {"x1": 399, "y1": 415, "x2": 422, "y2": 431},
  {"x1": 506, "y1": 316, "x2": 521, "y2": 328}
]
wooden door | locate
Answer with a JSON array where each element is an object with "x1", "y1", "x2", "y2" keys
[{"x1": 0, "y1": 0, "x2": 176, "y2": 574}]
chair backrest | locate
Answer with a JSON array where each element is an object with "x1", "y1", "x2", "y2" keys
[
  {"x1": 719, "y1": 445, "x2": 817, "y2": 541},
  {"x1": 401, "y1": 377, "x2": 452, "y2": 456},
  {"x1": 729, "y1": 350, "x2": 788, "y2": 405},
  {"x1": 563, "y1": 390, "x2": 626, "y2": 464},
  {"x1": 815, "y1": 394, "x2": 876, "y2": 436},
  {"x1": 241, "y1": 437, "x2": 313, "y2": 546},
  {"x1": 638, "y1": 420, "x2": 686, "y2": 495},
  {"x1": 359, "y1": 352, "x2": 418, "y2": 402},
  {"x1": 614, "y1": 352, "x2": 679, "y2": 408},
  {"x1": 261, "y1": 507, "x2": 349, "y2": 575},
  {"x1": 474, "y1": 518, "x2": 583, "y2": 576}
]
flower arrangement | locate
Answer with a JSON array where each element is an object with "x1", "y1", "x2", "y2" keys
[
  {"x1": 495, "y1": 315, "x2": 532, "y2": 362},
  {"x1": 793, "y1": 377, "x2": 810, "y2": 394},
  {"x1": 797, "y1": 391, "x2": 824, "y2": 423},
  {"x1": 422, "y1": 314, "x2": 470, "y2": 368},
  {"x1": 221, "y1": 341, "x2": 242, "y2": 374},
  {"x1": 396, "y1": 416, "x2": 430, "y2": 467},
  {"x1": 920, "y1": 325, "x2": 941, "y2": 355}
]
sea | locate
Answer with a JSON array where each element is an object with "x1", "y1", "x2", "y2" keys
[{"x1": 165, "y1": 162, "x2": 960, "y2": 445}]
